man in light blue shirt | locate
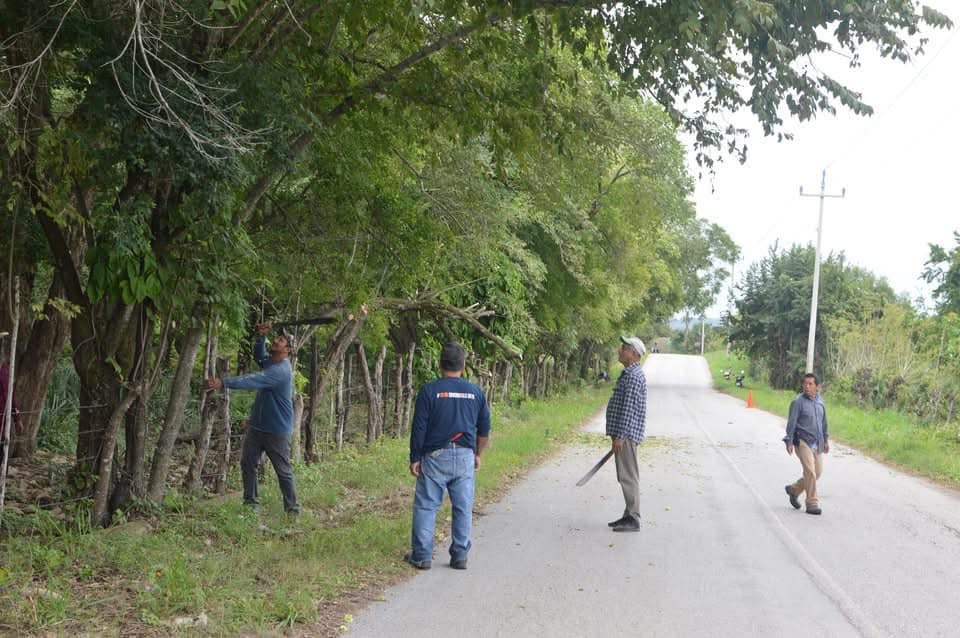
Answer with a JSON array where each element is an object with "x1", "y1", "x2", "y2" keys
[
  {"x1": 207, "y1": 321, "x2": 299, "y2": 513},
  {"x1": 783, "y1": 373, "x2": 830, "y2": 515}
]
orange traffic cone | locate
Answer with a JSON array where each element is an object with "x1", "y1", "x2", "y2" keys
[{"x1": 746, "y1": 390, "x2": 755, "y2": 408}]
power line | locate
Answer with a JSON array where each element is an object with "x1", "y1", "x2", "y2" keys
[{"x1": 825, "y1": 28, "x2": 958, "y2": 171}]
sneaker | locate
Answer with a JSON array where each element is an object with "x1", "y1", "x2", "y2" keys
[
  {"x1": 450, "y1": 558, "x2": 468, "y2": 570},
  {"x1": 404, "y1": 552, "x2": 431, "y2": 570},
  {"x1": 611, "y1": 516, "x2": 640, "y2": 532},
  {"x1": 607, "y1": 515, "x2": 630, "y2": 528},
  {"x1": 805, "y1": 506, "x2": 822, "y2": 516},
  {"x1": 785, "y1": 486, "x2": 801, "y2": 510}
]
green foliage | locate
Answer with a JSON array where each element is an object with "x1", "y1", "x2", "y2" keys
[
  {"x1": 922, "y1": 230, "x2": 960, "y2": 314},
  {"x1": 729, "y1": 244, "x2": 894, "y2": 389}
]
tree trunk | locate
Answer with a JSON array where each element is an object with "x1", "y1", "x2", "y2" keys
[
  {"x1": 112, "y1": 313, "x2": 164, "y2": 511},
  {"x1": 402, "y1": 342, "x2": 416, "y2": 433},
  {"x1": 335, "y1": 356, "x2": 346, "y2": 451},
  {"x1": 123, "y1": 394, "x2": 150, "y2": 498},
  {"x1": 501, "y1": 361, "x2": 513, "y2": 403},
  {"x1": 92, "y1": 388, "x2": 141, "y2": 526},
  {"x1": 374, "y1": 345, "x2": 386, "y2": 439},
  {"x1": 184, "y1": 317, "x2": 219, "y2": 492},
  {"x1": 213, "y1": 357, "x2": 232, "y2": 495},
  {"x1": 146, "y1": 324, "x2": 205, "y2": 502},
  {"x1": 11, "y1": 279, "x2": 72, "y2": 458},
  {"x1": 303, "y1": 335, "x2": 321, "y2": 463},
  {"x1": 356, "y1": 342, "x2": 383, "y2": 444},
  {"x1": 291, "y1": 393, "x2": 304, "y2": 463},
  {"x1": 344, "y1": 353, "x2": 354, "y2": 436},
  {"x1": 393, "y1": 354, "x2": 404, "y2": 436}
]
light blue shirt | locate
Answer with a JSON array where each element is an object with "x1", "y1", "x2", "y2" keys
[{"x1": 223, "y1": 337, "x2": 294, "y2": 435}]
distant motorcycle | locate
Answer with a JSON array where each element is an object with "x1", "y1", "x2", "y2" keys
[{"x1": 735, "y1": 371, "x2": 745, "y2": 388}]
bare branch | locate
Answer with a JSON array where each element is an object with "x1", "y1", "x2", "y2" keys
[
  {"x1": 377, "y1": 295, "x2": 522, "y2": 362},
  {"x1": 105, "y1": 0, "x2": 267, "y2": 159},
  {"x1": 0, "y1": 0, "x2": 79, "y2": 111}
]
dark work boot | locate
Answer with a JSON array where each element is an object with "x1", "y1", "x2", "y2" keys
[
  {"x1": 785, "y1": 485, "x2": 801, "y2": 510},
  {"x1": 611, "y1": 516, "x2": 641, "y2": 532},
  {"x1": 404, "y1": 552, "x2": 431, "y2": 570}
]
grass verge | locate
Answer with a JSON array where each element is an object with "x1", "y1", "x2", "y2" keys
[
  {"x1": 0, "y1": 384, "x2": 611, "y2": 637},
  {"x1": 705, "y1": 351, "x2": 960, "y2": 486}
]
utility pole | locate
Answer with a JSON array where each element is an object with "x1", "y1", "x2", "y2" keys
[
  {"x1": 726, "y1": 259, "x2": 735, "y2": 358},
  {"x1": 700, "y1": 316, "x2": 705, "y2": 355},
  {"x1": 800, "y1": 169, "x2": 845, "y2": 374}
]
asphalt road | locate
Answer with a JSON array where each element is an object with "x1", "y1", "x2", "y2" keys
[{"x1": 348, "y1": 354, "x2": 960, "y2": 637}]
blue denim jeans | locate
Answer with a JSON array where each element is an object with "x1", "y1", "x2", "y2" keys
[{"x1": 411, "y1": 445, "x2": 475, "y2": 563}]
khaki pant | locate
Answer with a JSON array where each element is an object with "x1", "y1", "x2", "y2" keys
[
  {"x1": 614, "y1": 439, "x2": 641, "y2": 520},
  {"x1": 789, "y1": 440, "x2": 823, "y2": 508}
]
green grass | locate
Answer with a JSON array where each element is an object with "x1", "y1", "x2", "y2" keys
[
  {"x1": 705, "y1": 351, "x2": 960, "y2": 485},
  {"x1": 0, "y1": 383, "x2": 611, "y2": 636}
]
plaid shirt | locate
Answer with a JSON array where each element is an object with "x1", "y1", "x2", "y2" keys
[{"x1": 605, "y1": 362, "x2": 647, "y2": 443}]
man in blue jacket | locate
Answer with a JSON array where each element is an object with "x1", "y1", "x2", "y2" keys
[
  {"x1": 405, "y1": 341, "x2": 490, "y2": 571},
  {"x1": 784, "y1": 373, "x2": 830, "y2": 515},
  {"x1": 206, "y1": 321, "x2": 300, "y2": 514}
]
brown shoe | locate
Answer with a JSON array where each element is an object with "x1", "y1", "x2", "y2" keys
[{"x1": 805, "y1": 506, "x2": 822, "y2": 515}]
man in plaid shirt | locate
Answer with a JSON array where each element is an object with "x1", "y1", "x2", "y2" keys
[{"x1": 605, "y1": 336, "x2": 647, "y2": 532}]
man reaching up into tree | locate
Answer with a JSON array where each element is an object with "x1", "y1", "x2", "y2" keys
[{"x1": 206, "y1": 322, "x2": 300, "y2": 515}]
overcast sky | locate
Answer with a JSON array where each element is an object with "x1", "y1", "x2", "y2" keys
[{"x1": 692, "y1": 8, "x2": 959, "y2": 317}]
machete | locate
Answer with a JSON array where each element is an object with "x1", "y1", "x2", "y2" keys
[{"x1": 575, "y1": 449, "x2": 614, "y2": 487}]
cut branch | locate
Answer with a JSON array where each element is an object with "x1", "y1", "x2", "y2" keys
[{"x1": 377, "y1": 295, "x2": 522, "y2": 363}]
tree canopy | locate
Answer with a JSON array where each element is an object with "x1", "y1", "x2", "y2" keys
[{"x1": 0, "y1": 0, "x2": 950, "y2": 519}]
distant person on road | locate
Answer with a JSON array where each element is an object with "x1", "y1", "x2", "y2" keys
[
  {"x1": 783, "y1": 373, "x2": 830, "y2": 515},
  {"x1": 206, "y1": 321, "x2": 300, "y2": 515},
  {"x1": 406, "y1": 341, "x2": 491, "y2": 571},
  {"x1": 605, "y1": 336, "x2": 648, "y2": 532}
]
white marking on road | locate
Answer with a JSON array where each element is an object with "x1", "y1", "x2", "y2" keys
[{"x1": 680, "y1": 399, "x2": 886, "y2": 638}]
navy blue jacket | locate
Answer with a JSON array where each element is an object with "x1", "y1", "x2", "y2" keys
[{"x1": 409, "y1": 376, "x2": 491, "y2": 463}]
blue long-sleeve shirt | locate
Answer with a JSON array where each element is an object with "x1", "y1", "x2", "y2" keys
[
  {"x1": 784, "y1": 393, "x2": 828, "y2": 451},
  {"x1": 605, "y1": 362, "x2": 647, "y2": 443},
  {"x1": 409, "y1": 376, "x2": 491, "y2": 463},
  {"x1": 223, "y1": 337, "x2": 294, "y2": 435}
]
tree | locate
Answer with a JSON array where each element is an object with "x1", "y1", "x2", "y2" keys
[
  {"x1": 674, "y1": 218, "x2": 740, "y2": 333},
  {"x1": 0, "y1": 0, "x2": 949, "y2": 521},
  {"x1": 922, "y1": 231, "x2": 960, "y2": 315},
  {"x1": 729, "y1": 244, "x2": 894, "y2": 389}
]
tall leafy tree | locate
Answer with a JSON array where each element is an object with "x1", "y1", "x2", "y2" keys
[
  {"x1": 922, "y1": 231, "x2": 960, "y2": 315},
  {"x1": 729, "y1": 244, "x2": 894, "y2": 388},
  {"x1": 0, "y1": 0, "x2": 949, "y2": 518}
]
